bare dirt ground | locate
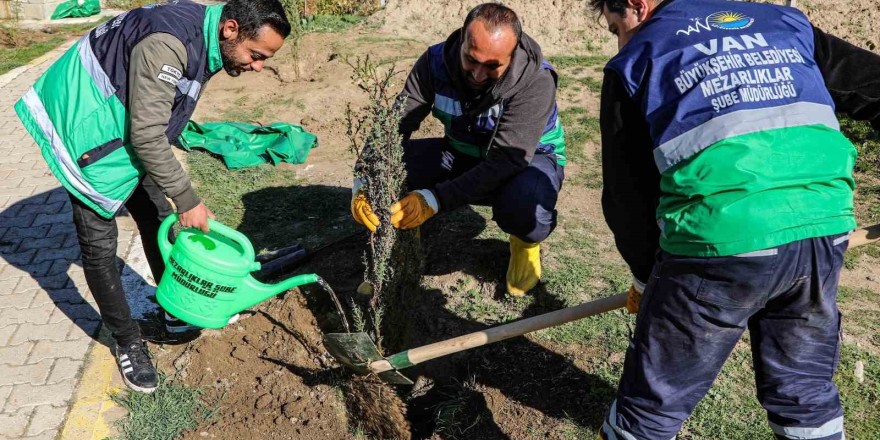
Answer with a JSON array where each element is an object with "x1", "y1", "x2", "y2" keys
[{"x1": 152, "y1": 1, "x2": 880, "y2": 439}]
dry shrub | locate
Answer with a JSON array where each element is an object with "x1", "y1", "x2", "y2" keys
[{"x1": 345, "y1": 56, "x2": 422, "y2": 353}]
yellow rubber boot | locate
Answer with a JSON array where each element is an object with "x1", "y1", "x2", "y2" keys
[{"x1": 506, "y1": 235, "x2": 541, "y2": 297}]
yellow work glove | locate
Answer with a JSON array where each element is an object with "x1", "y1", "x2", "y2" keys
[
  {"x1": 507, "y1": 235, "x2": 541, "y2": 297},
  {"x1": 351, "y1": 179, "x2": 379, "y2": 232},
  {"x1": 626, "y1": 277, "x2": 646, "y2": 313},
  {"x1": 390, "y1": 190, "x2": 438, "y2": 230}
]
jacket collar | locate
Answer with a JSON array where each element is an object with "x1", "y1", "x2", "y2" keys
[{"x1": 203, "y1": 4, "x2": 223, "y2": 73}]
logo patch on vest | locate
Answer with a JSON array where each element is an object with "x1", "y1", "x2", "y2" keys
[
  {"x1": 708, "y1": 12, "x2": 755, "y2": 30},
  {"x1": 157, "y1": 64, "x2": 182, "y2": 86},
  {"x1": 676, "y1": 11, "x2": 754, "y2": 36}
]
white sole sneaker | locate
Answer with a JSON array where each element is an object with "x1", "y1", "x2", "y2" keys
[{"x1": 120, "y1": 373, "x2": 158, "y2": 393}]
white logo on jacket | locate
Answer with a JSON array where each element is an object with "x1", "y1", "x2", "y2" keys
[{"x1": 157, "y1": 64, "x2": 182, "y2": 86}]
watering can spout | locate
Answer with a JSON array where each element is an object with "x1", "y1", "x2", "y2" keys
[{"x1": 239, "y1": 273, "x2": 320, "y2": 311}]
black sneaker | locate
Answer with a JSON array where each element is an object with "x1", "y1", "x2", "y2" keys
[
  {"x1": 164, "y1": 312, "x2": 239, "y2": 334},
  {"x1": 163, "y1": 312, "x2": 202, "y2": 334},
  {"x1": 115, "y1": 341, "x2": 158, "y2": 393}
]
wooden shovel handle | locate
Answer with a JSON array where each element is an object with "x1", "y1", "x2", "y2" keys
[
  {"x1": 370, "y1": 293, "x2": 628, "y2": 374},
  {"x1": 370, "y1": 223, "x2": 880, "y2": 375},
  {"x1": 849, "y1": 223, "x2": 880, "y2": 248}
]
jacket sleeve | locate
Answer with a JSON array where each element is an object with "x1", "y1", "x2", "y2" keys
[
  {"x1": 813, "y1": 26, "x2": 880, "y2": 131},
  {"x1": 599, "y1": 72, "x2": 661, "y2": 283},
  {"x1": 398, "y1": 51, "x2": 435, "y2": 137},
  {"x1": 128, "y1": 33, "x2": 200, "y2": 213},
  {"x1": 432, "y1": 71, "x2": 555, "y2": 211}
]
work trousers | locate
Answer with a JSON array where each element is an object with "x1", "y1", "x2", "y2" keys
[
  {"x1": 404, "y1": 138, "x2": 565, "y2": 243},
  {"x1": 602, "y1": 234, "x2": 849, "y2": 440},
  {"x1": 69, "y1": 177, "x2": 173, "y2": 346}
]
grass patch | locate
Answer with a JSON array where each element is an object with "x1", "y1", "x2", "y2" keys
[
  {"x1": 559, "y1": 75, "x2": 603, "y2": 93},
  {"x1": 842, "y1": 116, "x2": 880, "y2": 224},
  {"x1": 548, "y1": 54, "x2": 610, "y2": 69},
  {"x1": 0, "y1": 19, "x2": 107, "y2": 75},
  {"x1": 217, "y1": 96, "x2": 264, "y2": 122},
  {"x1": 302, "y1": 14, "x2": 366, "y2": 33},
  {"x1": 844, "y1": 245, "x2": 880, "y2": 271},
  {"x1": 103, "y1": 0, "x2": 153, "y2": 9},
  {"x1": 187, "y1": 150, "x2": 286, "y2": 227},
  {"x1": 211, "y1": 95, "x2": 307, "y2": 123},
  {"x1": 682, "y1": 343, "x2": 770, "y2": 439},
  {"x1": 533, "y1": 220, "x2": 632, "y2": 350},
  {"x1": 559, "y1": 106, "x2": 600, "y2": 165},
  {"x1": 355, "y1": 35, "x2": 421, "y2": 44},
  {"x1": 111, "y1": 374, "x2": 219, "y2": 440},
  {"x1": 451, "y1": 287, "x2": 518, "y2": 324},
  {"x1": 558, "y1": 106, "x2": 602, "y2": 187},
  {"x1": 187, "y1": 150, "x2": 355, "y2": 253},
  {"x1": 0, "y1": 36, "x2": 65, "y2": 74},
  {"x1": 842, "y1": 117, "x2": 880, "y2": 179},
  {"x1": 837, "y1": 344, "x2": 880, "y2": 436},
  {"x1": 680, "y1": 340, "x2": 880, "y2": 438},
  {"x1": 433, "y1": 380, "x2": 482, "y2": 439},
  {"x1": 537, "y1": 257, "x2": 631, "y2": 351},
  {"x1": 378, "y1": 54, "x2": 420, "y2": 66}
]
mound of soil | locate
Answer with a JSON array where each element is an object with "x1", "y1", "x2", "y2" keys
[
  {"x1": 373, "y1": 0, "x2": 880, "y2": 55},
  {"x1": 802, "y1": 0, "x2": 879, "y2": 51},
  {"x1": 166, "y1": 292, "x2": 351, "y2": 440},
  {"x1": 371, "y1": 0, "x2": 616, "y2": 55}
]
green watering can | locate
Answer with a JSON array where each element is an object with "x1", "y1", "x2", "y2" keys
[{"x1": 155, "y1": 213, "x2": 318, "y2": 329}]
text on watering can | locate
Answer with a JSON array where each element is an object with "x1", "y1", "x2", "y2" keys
[{"x1": 169, "y1": 257, "x2": 237, "y2": 298}]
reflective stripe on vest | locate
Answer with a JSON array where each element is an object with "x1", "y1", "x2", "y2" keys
[
  {"x1": 21, "y1": 87, "x2": 124, "y2": 214},
  {"x1": 427, "y1": 42, "x2": 565, "y2": 163},
  {"x1": 606, "y1": 0, "x2": 838, "y2": 174},
  {"x1": 177, "y1": 78, "x2": 202, "y2": 100},
  {"x1": 77, "y1": 35, "x2": 115, "y2": 99},
  {"x1": 654, "y1": 101, "x2": 839, "y2": 172}
]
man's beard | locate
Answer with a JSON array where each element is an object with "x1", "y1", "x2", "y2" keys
[{"x1": 220, "y1": 38, "x2": 241, "y2": 77}]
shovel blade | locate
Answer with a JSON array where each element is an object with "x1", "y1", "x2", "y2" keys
[
  {"x1": 324, "y1": 332, "x2": 414, "y2": 385},
  {"x1": 377, "y1": 369, "x2": 415, "y2": 385}
]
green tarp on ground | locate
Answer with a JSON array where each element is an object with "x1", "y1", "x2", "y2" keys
[
  {"x1": 51, "y1": 0, "x2": 100, "y2": 20},
  {"x1": 178, "y1": 121, "x2": 318, "y2": 170}
]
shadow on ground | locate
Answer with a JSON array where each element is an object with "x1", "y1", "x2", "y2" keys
[
  {"x1": 238, "y1": 184, "x2": 616, "y2": 438},
  {"x1": 0, "y1": 187, "x2": 161, "y2": 347}
]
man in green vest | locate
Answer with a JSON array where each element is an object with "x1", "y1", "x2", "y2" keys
[
  {"x1": 351, "y1": 3, "x2": 567, "y2": 297},
  {"x1": 15, "y1": 0, "x2": 290, "y2": 393},
  {"x1": 591, "y1": 0, "x2": 880, "y2": 438}
]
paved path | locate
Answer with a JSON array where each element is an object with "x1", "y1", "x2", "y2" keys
[{"x1": 0, "y1": 42, "x2": 145, "y2": 440}]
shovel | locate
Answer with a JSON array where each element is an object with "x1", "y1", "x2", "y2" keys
[{"x1": 325, "y1": 223, "x2": 880, "y2": 385}]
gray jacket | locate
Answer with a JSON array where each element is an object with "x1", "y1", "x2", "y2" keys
[
  {"x1": 398, "y1": 30, "x2": 559, "y2": 210},
  {"x1": 128, "y1": 33, "x2": 200, "y2": 213}
]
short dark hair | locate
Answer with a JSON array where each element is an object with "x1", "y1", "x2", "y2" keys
[
  {"x1": 588, "y1": 0, "x2": 629, "y2": 15},
  {"x1": 221, "y1": 0, "x2": 292, "y2": 40},
  {"x1": 463, "y1": 3, "x2": 523, "y2": 42}
]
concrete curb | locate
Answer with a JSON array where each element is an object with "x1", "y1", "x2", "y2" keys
[
  {"x1": 0, "y1": 33, "x2": 151, "y2": 439},
  {"x1": 58, "y1": 331, "x2": 120, "y2": 440}
]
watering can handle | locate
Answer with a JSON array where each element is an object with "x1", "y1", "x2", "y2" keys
[{"x1": 157, "y1": 213, "x2": 257, "y2": 264}]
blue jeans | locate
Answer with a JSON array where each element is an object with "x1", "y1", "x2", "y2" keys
[
  {"x1": 602, "y1": 234, "x2": 849, "y2": 440},
  {"x1": 403, "y1": 138, "x2": 564, "y2": 243}
]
